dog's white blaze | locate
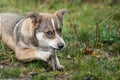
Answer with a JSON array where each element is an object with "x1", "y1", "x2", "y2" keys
[{"x1": 51, "y1": 19, "x2": 55, "y2": 30}]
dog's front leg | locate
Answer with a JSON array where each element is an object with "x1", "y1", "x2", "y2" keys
[
  {"x1": 15, "y1": 48, "x2": 52, "y2": 62},
  {"x1": 55, "y1": 54, "x2": 64, "y2": 71}
]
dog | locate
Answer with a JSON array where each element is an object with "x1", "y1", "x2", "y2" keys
[{"x1": 0, "y1": 9, "x2": 69, "y2": 70}]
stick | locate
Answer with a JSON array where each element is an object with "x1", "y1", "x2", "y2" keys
[{"x1": 50, "y1": 48, "x2": 57, "y2": 72}]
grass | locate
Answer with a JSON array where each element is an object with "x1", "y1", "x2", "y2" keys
[{"x1": 0, "y1": 0, "x2": 120, "y2": 80}]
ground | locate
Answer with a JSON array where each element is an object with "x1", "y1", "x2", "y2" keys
[{"x1": 0, "y1": 0, "x2": 120, "y2": 80}]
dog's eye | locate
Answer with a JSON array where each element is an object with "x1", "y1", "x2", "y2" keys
[
  {"x1": 57, "y1": 29, "x2": 62, "y2": 33},
  {"x1": 46, "y1": 31, "x2": 53, "y2": 37}
]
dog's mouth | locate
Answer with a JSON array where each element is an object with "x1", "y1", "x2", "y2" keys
[
  {"x1": 49, "y1": 43, "x2": 65, "y2": 50},
  {"x1": 50, "y1": 46, "x2": 62, "y2": 50},
  {"x1": 56, "y1": 48, "x2": 62, "y2": 50}
]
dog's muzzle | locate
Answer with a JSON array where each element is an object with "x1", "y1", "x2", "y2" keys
[
  {"x1": 57, "y1": 43, "x2": 64, "y2": 50},
  {"x1": 50, "y1": 43, "x2": 64, "y2": 50}
]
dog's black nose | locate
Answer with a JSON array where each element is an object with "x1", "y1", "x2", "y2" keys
[{"x1": 58, "y1": 43, "x2": 64, "y2": 49}]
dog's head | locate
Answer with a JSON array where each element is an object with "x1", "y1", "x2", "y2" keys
[{"x1": 21, "y1": 9, "x2": 69, "y2": 50}]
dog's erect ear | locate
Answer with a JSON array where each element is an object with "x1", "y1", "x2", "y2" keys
[
  {"x1": 21, "y1": 13, "x2": 41, "y2": 37},
  {"x1": 55, "y1": 9, "x2": 70, "y2": 22}
]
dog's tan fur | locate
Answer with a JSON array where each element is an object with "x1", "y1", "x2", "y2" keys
[{"x1": 0, "y1": 9, "x2": 69, "y2": 70}]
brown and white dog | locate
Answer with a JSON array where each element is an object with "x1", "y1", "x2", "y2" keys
[{"x1": 0, "y1": 9, "x2": 69, "y2": 70}]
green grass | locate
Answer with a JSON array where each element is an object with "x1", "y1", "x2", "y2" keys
[{"x1": 0, "y1": 0, "x2": 120, "y2": 80}]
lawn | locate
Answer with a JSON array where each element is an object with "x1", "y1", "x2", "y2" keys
[{"x1": 0, "y1": 0, "x2": 120, "y2": 80}]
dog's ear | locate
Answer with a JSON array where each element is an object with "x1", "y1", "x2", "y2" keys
[
  {"x1": 21, "y1": 13, "x2": 41, "y2": 37},
  {"x1": 26, "y1": 12, "x2": 41, "y2": 28},
  {"x1": 55, "y1": 9, "x2": 70, "y2": 22}
]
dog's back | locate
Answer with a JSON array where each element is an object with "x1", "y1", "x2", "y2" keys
[{"x1": 0, "y1": 13, "x2": 23, "y2": 49}]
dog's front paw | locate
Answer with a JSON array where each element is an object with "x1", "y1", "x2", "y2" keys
[
  {"x1": 38, "y1": 52, "x2": 52, "y2": 62},
  {"x1": 57, "y1": 65, "x2": 64, "y2": 71}
]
